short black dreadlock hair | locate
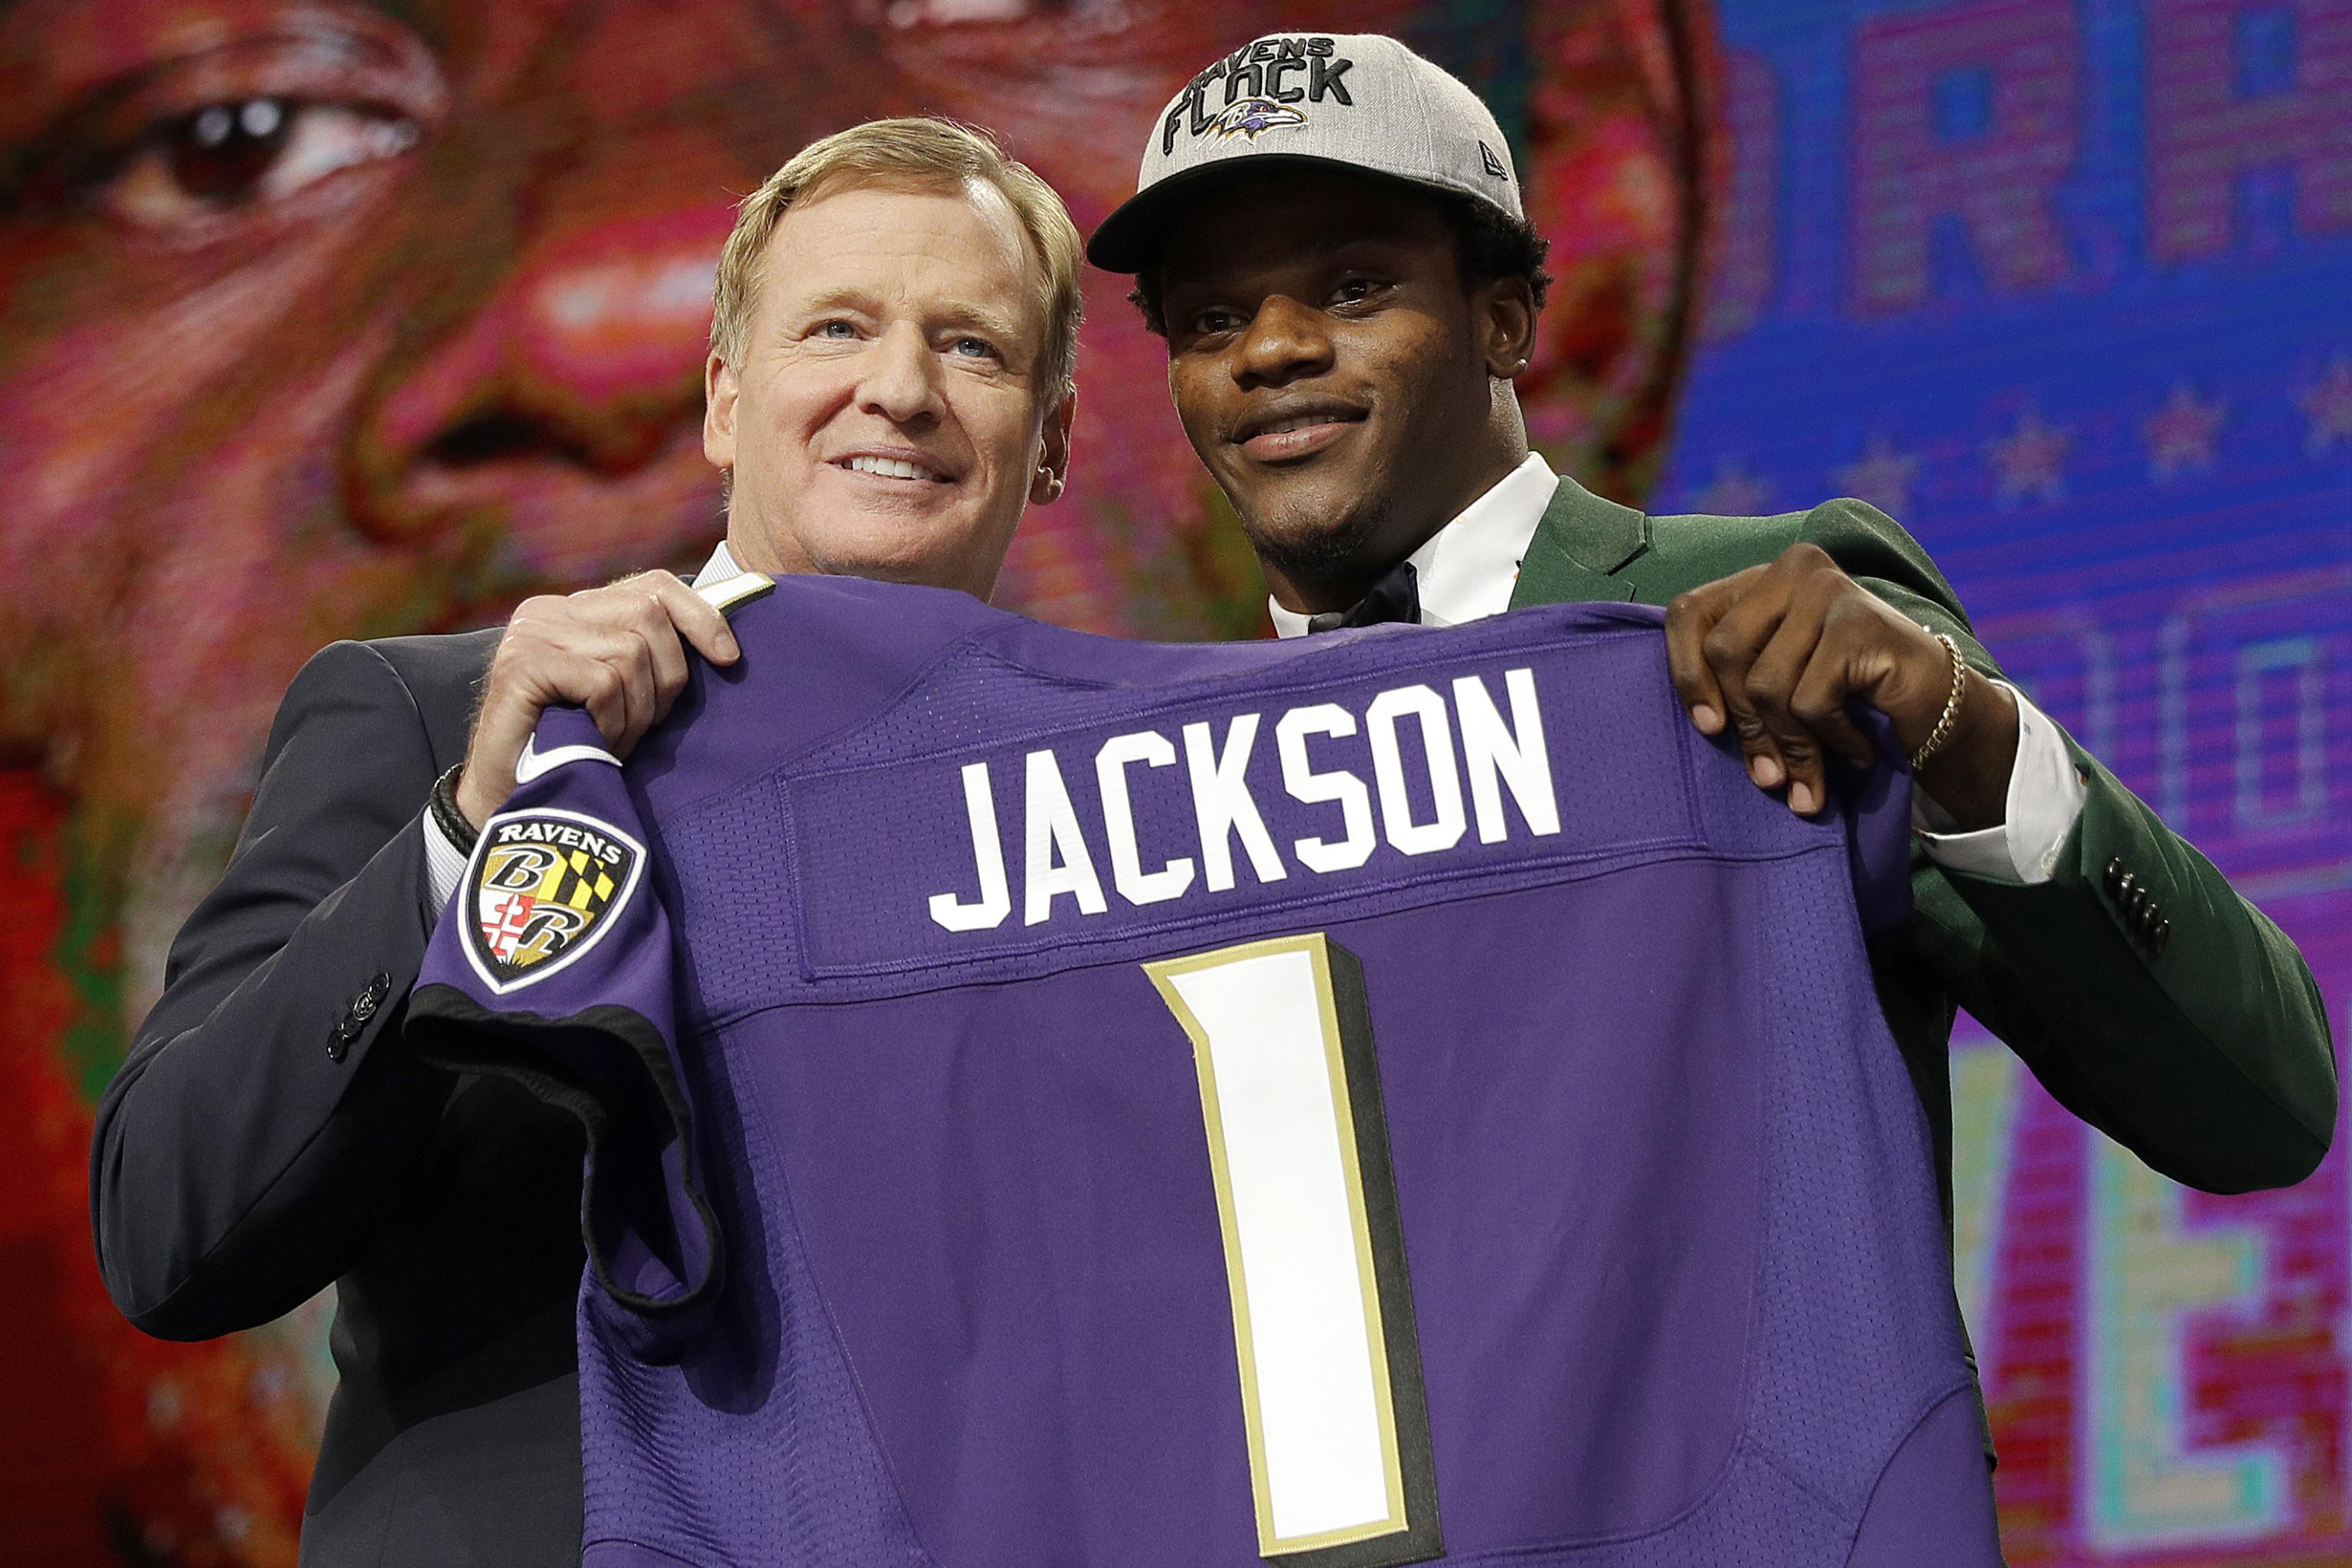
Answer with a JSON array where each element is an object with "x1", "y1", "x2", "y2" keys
[{"x1": 1125, "y1": 188, "x2": 1553, "y2": 338}]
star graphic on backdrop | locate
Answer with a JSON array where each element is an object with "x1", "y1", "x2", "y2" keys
[
  {"x1": 1694, "y1": 462, "x2": 1772, "y2": 517},
  {"x1": 2298, "y1": 357, "x2": 2352, "y2": 455},
  {"x1": 1985, "y1": 409, "x2": 2070, "y2": 505},
  {"x1": 2143, "y1": 384, "x2": 2224, "y2": 481},
  {"x1": 1832, "y1": 436, "x2": 1922, "y2": 518}
]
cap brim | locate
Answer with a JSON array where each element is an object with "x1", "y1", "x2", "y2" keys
[{"x1": 1086, "y1": 154, "x2": 1449, "y2": 275}]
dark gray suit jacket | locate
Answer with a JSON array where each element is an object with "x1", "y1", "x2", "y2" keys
[{"x1": 90, "y1": 629, "x2": 588, "y2": 1567}]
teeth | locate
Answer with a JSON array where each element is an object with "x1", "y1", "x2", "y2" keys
[
  {"x1": 1258, "y1": 413, "x2": 1345, "y2": 437},
  {"x1": 846, "y1": 455, "x2": 939, "y2": 481}
]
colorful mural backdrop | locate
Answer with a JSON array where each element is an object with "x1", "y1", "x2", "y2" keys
[
  {"x1": 0, "y1": 2, "x2": 1717, "y2": 1561},
  {"x1": 1671, "y1": 0, "x2": 2352, "y2": 1561},
  {"x1": 0, "y1": 0, "x2": 2339, "y2": 1563}
]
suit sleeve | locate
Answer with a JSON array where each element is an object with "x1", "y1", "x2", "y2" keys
[
  {"x1": 1802, "y1": 497, "x2": 2337, "y2": 1194},
  {"x1": 90, "y1": 640, "x2": 459, "y2": 1340}
]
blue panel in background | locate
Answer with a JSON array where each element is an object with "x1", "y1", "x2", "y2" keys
[{"x1": 1661, "y1": 2, "x2": 2351, "y2": 1560}]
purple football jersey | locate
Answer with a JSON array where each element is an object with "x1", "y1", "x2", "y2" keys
[{"x1": 407, "y1": 577, "x2": 2001, "y2": 1568}]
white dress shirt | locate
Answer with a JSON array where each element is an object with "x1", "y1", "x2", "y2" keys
[
  {"x1": 1267, "y1": 452, "x2": 2086, "y2": 886},
  {"x1": 423, "y1": 541, "x2": 753, "y2": 910}
]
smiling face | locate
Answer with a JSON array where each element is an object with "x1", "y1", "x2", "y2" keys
[
  {"x1": 1157, "y1": 165, "x2": 1534, "y2": 612},
  {"x1": 704, "y1": 179, "x2": 1071, "y2": 601}
]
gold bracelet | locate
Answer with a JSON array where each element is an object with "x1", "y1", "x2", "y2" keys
[{"x1": 1909, "y1": 631, "x2": 1967, "y2": 773}]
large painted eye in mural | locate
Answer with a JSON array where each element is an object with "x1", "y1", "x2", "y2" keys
[{"x1": 0, "y1": 1, "x2": 1720, "y2": 1560}]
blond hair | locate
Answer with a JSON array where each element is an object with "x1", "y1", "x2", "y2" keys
[{"x1": 710, "y1": 118, "x2": 1083, "y2": 394}]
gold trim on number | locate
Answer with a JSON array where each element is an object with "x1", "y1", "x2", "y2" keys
[{"x1": 1145, "y1": 933, "x2": 1411, "y2": 1557}]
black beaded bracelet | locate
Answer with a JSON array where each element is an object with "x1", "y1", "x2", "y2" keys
[{"x1": 430, "y1": 764, "x2": 480, "y2": 856}]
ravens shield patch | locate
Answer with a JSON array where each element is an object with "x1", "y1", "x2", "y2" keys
[{"x1": 464, "y1": 808, "x2": 644, "y2": 993}]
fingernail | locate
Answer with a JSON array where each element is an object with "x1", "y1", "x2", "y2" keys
[
  {"x1": 1788, "y1": 782, "x2": 1815, "y2": 815},
  {"x1": 720, "y1": 635, "x2": 740, "y2": 662},
  {"x1": 1690, "y1": 704, "x2": 1721, "y2": 733},
  {"x1": 1751, "y1": 755, "x2": 1784, "y2": 788}
]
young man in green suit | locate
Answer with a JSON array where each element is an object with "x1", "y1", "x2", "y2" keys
[{"x1": 1089, "y1": 31, "x2": 2333, "y2": 1259}]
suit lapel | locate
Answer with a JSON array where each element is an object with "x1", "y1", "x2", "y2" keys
[{"x1": 1509, "y1": 471, "x2": 1652, "y2": 609}]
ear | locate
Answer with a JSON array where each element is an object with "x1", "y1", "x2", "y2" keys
[
  {"x1": 703, "y1": 352, "x2": 739, "y2": 472},
  {"x1": 1029, "y1": 385, "x2": 1076, "y2": 505},
  {"x1": 1475, "y1": 275, "x2": 1539, "y2": 380}
]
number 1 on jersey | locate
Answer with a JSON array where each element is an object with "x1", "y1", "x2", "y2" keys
[{"x1": 1145, "y1": 934, "x2": 1443, "y2": 1567}]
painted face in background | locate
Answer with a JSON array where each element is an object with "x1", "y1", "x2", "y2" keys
[{"x1": 0, "y1": 2, "x2": 1721, "y2": 1560}]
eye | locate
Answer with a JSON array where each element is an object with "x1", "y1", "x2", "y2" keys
[
  {"x1": 950, "y1": 335, "x2": 998, "y2": 360},
  {"x1": 1330, "y1": 275, "x2": 1380, "y2": 306},
  {"x1": 1190, "y1": 306, "x2": 1243, "y2": 337},
  {"x1": 813, "y1": 318, "x2": 861, "y2": 339},
  {"x1": 100, "y1": 96, "x2": 421, "y2": 226}
]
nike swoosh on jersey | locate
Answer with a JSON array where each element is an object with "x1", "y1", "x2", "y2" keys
[{"x1": 514, "y1": 734, "x2": 622, "y2": 785}]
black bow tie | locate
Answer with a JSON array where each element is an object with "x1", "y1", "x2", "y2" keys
[{"x1": 1305, "y1": 560, "x2": 1421, "y2": 633}]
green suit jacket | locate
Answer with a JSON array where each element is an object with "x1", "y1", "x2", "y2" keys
[{"x1": 1511, "y1": 472, "x2": 2337, "y2": 1208}]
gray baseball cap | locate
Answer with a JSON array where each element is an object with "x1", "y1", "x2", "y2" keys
[{"x1": 1086, "y1": 32, "x2": 1524, "y2": 274}]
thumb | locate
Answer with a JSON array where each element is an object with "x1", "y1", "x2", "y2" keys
[{"x1": 456, "y1": 692, "x2": 538, "y2": 827}]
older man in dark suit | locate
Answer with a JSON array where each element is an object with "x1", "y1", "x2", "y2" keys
[{"x1": 90, "y1": 117, "x2": 1080, "y2": 1566}]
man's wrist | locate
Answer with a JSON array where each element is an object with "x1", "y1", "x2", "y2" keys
[
  {"x1": 420, "y1": 768, "x2": 475, "y2": 913},
  {"x1": 1910, "y1": 667, "x2": 2019, "y2": 831},
  {"x1": 431, "y1": 764, "x2": 482, "y2": 851},
  {"x1": 1906, "y1": 632, "x2": 1968, "y2": 773},
  {"x1": 1916, "y1": 684, "x2": 2086, "y2": 884}
]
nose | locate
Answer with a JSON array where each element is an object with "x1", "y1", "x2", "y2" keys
[
  {"x1": 857, "y1": 321, "x2": 946, "y2": 429},
  {"x1": 345, "y1": 158, "x2": 733, "y2": 568},
  {"x1": 1232, "y1": 294, "x2": 1335, "y2": 390},
  {"x1": 396, "y1": 207, "x2": 724, "y2": 468},
  {"x1": 339, "y1": 0, "x2": 916, "y2": 579}
]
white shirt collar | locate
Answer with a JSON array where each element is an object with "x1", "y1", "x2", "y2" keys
[
  {"x1": 695, "y1": 540, "x2": 741, "y2": 587},
  {"x1": 1267, "y1": 452, "x2": 1560, "y2": 638}
]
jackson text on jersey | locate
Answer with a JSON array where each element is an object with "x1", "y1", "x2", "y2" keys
[{"x1": 929, "y1": 667, "x2": 1557, "y2": 933}]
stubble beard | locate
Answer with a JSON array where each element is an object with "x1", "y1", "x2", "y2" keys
[{"x1": 1232, "y1": 482, "x2": 1396, "y2": 588}]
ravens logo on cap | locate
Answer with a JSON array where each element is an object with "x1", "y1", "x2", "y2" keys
[{"x1": 1211, "y1": 98, "x2": 1306, "y2": 140}]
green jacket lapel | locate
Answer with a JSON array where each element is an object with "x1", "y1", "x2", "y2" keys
[{"x1": 1508, "y1": 471, "x2": 1651, "y2": 609}]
